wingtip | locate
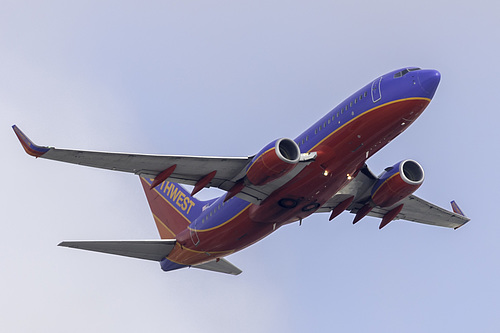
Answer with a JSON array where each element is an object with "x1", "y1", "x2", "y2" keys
[
  {"x1": 450, "y1": 200, "x2": 466, "y2": 217},
  {"x1": 450, "y1": 200, "x2": 470, "y2": 229},
  {"x1": 12, "y1": 125, "x2": 50, "y2": 158}
]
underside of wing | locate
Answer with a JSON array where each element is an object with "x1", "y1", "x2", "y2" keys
[
  {"x1": 320, "y1": 164, "x2": 470, "y2": 229},
  {"x1": 13, "y1": 125, "x2": 251, "y2": 190},
  {"x1": 58, "y1": 240, "x2": 177, "y2": 261},
  {"x1": 350, "y1": 195, "x2": 469, "y2": 229},
  {"x1": 13, "y1": 125, "x2": 318, "y2": 204},
  {"x1": 40, "y1": 147, "x2": 251, "y2": 188}
]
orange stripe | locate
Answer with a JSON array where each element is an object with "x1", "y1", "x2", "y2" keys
[
  {"x1": 246, "y1": 147, "x2": 275, "y2": 175},
  {"x1": 371, "y1": 172, "x2": 400, "y2": 199}
]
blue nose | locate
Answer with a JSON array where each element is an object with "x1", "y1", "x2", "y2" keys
[{"x1": 418, "y1": 69, "x2": 441, "y2": 99}]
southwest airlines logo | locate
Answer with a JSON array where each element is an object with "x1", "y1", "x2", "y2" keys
[{"x1": 148, "y1": 179, "x2": 196, "y2": 215}]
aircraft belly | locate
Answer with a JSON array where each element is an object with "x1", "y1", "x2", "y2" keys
[
  {"x1": 246, "y1": 98, "x2": 430, "y2": 223},
  {"x1": 168, "y1": 215, "x2": 275, "y2": 266}
]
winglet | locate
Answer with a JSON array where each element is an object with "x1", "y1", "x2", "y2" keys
[
  {"x1": 12, "y1": 125, "x2": 50, "y2": 158},
  {"x1": 450, "y1": 200, "x2": 466, "y2": 216}
]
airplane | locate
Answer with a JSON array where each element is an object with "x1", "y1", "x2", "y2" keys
[{"x1": 13, "y1": 67, "x2": 470, "y2": 275}]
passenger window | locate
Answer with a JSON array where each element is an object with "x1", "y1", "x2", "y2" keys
[
  {"x1": 328, "y1": 119, "x2": 331, "y2": 124},
  {"x1": 323, "y1": 122, "x2": 326, "y2": 128}
]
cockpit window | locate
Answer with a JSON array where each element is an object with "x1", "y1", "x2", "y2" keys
[
  {"x1": 394, "y1": 67, "x2": 421, "y2": 78},
  {"x1": 394, "y1": 69, "x2": 409, "y2": 78}
]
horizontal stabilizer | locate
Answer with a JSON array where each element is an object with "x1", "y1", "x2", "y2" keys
[
  {"x1": 193, "y1": 258, "x2": 242, "y2": 275},
  {"x1": 58, "y1": 240, "x2": 177, "y2": 261}
]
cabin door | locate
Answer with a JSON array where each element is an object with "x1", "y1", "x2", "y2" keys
[
  {"x1": 190, "y1": 222, "x2": 200, "y2": 246},
  {"x1": 371, "y1": 77, "x2": 382, "y2": 103}
]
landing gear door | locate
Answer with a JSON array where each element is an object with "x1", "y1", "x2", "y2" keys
[{"x1": 371, "y1": 77, "x2": 382, "y2": 103}]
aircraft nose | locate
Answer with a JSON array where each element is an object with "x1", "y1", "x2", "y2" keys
[{"x1": 418, "y1": 69, "x2": 441, "y2": 99}]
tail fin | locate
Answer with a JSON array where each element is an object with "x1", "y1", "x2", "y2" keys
[{"x1": 140, "y1": 177, "x2": 213, "y2": 238}]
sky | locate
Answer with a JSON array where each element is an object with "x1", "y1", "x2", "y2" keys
[{"x1": 1, "y1": 1, "x2": 499, "y2": 332}]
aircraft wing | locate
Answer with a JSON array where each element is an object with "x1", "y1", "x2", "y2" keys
[
  {"x1": 318, "y1": 165, "x2": 470, "y2": 229},
  {"x1": 13, "y1": 125, "x2": 251, "y2": 190},
  {"x1": 13, "y1": 125, "x2": 317, "y2": 203}
]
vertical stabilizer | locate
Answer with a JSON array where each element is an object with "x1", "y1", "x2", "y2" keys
[{"x1": 140, "y1": 177, "x2": 212, "y2": 238}]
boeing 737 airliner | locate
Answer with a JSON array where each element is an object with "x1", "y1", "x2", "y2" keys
[{"x1": 13, "y1": 67, "x2": 469, "y2": 275}]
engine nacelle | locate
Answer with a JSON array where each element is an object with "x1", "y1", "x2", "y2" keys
[
  {"x1": 246, "y1": 138, "x2": 301, "y2": 186},
  {"x1": 371, "y1": 159, "x2": 424, "y2": 207}
]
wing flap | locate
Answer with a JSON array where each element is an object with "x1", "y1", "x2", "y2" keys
[
  {"x1": 13, "y1": 125, "x2": 317, "y2": 203},
  {"x1": 346, "y1": 195, "x2": 470, "y2": 228},
  {"x1": 13, "y1": 125, "x2": 251, "y2": 188},
  {"x1": 320, "y1": 165, "x2": 470, "y2": 229},
  {"x1": 41, "y1": 148, "x2": 251, "y2": 186},
  {"x1": 384, "y1": 195, "x2": 469, "y2": 228},
  {"x1": 58, "y1": 240, "x2": 177, "y2": 261}
]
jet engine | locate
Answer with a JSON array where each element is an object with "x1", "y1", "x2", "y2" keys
[
  {"x1": 371, "y1": 159, "x2": 424, "y2": 207},
  {"x1": 246, "y1": 138, "x2": 301, "y2": 186}
]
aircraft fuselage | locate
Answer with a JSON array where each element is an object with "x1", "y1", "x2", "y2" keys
[{"x1": 162, "y1": 68, "x2": 441, "y2": 270}]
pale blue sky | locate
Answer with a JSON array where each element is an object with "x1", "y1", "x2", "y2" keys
[{"x1": 2, "y1": 1, "x2": 499, "y2": 332}]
